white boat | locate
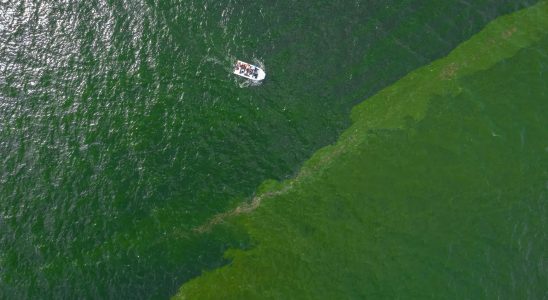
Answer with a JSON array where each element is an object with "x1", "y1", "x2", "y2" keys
[{"x1": 233, "y1": 60, "x2": 266, "y2": 81}]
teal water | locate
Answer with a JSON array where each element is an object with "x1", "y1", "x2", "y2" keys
[{"x1": 0, "y1": 0, "x2": 539, "y2": 298}]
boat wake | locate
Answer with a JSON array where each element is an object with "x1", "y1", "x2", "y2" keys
[{"x1": 239, "y1": 79, "x2": 263, "y2": 88}]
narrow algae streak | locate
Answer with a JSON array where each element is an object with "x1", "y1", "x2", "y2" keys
[{"x1": 178, "y1": 1, "x2": 548, "y2": 299}]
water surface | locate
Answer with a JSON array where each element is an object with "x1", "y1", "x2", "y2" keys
[{"x1": 0, "y1": 0, "x2": 538, "y2": 298}]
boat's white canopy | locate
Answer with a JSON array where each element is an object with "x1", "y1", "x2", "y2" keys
[{"x1": 233, "y1": 60, "x2": 266, "y2": 81}]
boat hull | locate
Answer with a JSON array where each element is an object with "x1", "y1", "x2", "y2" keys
[{"x1": 233, "y1": 60, "x2": 266, "y2": 81}]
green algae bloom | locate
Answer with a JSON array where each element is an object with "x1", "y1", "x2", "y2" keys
[{"x1": 175, "y1": 2, "x2": 548, "y2": 299}]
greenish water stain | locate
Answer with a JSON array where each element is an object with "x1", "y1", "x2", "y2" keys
[
  {"x1": 0, "y1": 0, "x2": 542, "y2": 298},
  {"x1": 176, "y1": 2, "x2": 548, "y2": 298}
]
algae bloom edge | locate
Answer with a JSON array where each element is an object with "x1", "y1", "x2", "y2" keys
[{"x1": 175, "y1": 1, "x2": 548, "y2": 298}]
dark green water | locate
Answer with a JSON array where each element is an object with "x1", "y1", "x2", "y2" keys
[{"x1": 0, "y1": 0, "x2": 539, "y2": 298}]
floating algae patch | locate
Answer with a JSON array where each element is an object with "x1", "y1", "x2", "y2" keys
[{"x1": 175, "y1": 2, "x2": 548, "y2": 299}]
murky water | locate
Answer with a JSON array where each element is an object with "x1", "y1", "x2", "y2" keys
[{"x1": 0, "y1": 0, "x2": 538, "y2": 298}]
